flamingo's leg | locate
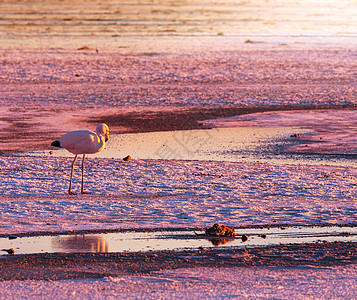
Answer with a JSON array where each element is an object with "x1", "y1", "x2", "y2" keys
[
  {"x1": 81, "y1": 154, "x2": 90, "y2": 194},
  {"x1": 69, "y1": 155, "x2": 78, "y2": 195}
]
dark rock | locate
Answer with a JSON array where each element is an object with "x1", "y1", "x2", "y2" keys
[
  {"x1": 205, "y1": 223, "x2": 235, "y2": 237},
  {"x1": 123, "y1": 155, "x2": 131, "y2": 161},
  {"x1": 241, "y1": 235, "x2": 248, "y2": 242}
]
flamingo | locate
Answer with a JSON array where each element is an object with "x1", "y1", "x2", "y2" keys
[{"x1": 51, "y1": 124, "x2": 109, "y2": 195}]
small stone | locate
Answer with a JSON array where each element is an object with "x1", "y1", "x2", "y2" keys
[
  {"x1": 241, "y1": 235, "x2": 248, "y2": 242},
  {"x1": 290, "y1": 133, "x2": 300, "y2": 137},
  {"x1": 77, "y1": 45, "x2": 91, "y2": 50},
  {"x1": 123, "y1": 155, "x2": 131, "y2": 161},
  {"x1": 261, "y1": 234, "x2": 267, "y2": 239},
  {"x1": 49, "y1": 151, "x2": 54, "y2": 155}
]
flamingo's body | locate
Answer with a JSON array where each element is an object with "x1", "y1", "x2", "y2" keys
[{"x1": 51, "y1": 124, "x2": 109, "y2": 195}]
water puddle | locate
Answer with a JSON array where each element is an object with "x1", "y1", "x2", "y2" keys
[{"x1": 1, "y1": 226, "x2": 356, "y2": 256}]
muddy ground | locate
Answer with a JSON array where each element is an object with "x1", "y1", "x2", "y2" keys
[{"x1": 1, "y1": 242, "x2": 356, "y2": 281}]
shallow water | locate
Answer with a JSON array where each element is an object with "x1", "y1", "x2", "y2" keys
[
  {"x1": 1, "y1": 226, "x2": 356, "y2": 256},
  {"x1": 43, "y1": 126, "x2": 311, "y2": 161},
  {"x1": 27, "y1": 109, "x2": 357, "y2": 167},
  {"x1": 1, "y1": 0, "x2": 356, "y2": 39}
]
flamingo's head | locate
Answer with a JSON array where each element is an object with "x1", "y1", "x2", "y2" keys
[{"x1": 96, "y1": 123, "x2": 109, "y2": 142}]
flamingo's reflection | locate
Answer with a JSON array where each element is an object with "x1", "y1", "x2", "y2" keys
[
  {"x1": 52, "y1": 235, "x2": 108, "y2": 253},
  {"x1": 208, "y1": 238, "x2": 234, "y2": 246}
]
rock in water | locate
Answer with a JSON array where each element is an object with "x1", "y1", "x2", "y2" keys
[{"x1": 205, "y1": 223, "x2": 236, "y2": 237}]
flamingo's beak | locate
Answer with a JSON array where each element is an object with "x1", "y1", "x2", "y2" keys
[{"x1": 105, "y1": 131, "x2": 109, "y2": 142}]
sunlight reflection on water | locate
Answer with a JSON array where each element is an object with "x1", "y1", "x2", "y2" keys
[
  {"x1": 1, "y1": 226, "x2": 356, "y2": 255},
  {"x1": 0, "y1": 0, "x2": 356, "y2": 38}
]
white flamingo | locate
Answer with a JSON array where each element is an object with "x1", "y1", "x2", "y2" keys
[{"x1": 51, "y1": 124, "x2": 109, "y2": 195}]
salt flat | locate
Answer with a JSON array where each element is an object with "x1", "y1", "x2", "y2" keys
[{"x1": 0, "y1": 0, "x2": 356, "y2": 298}]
